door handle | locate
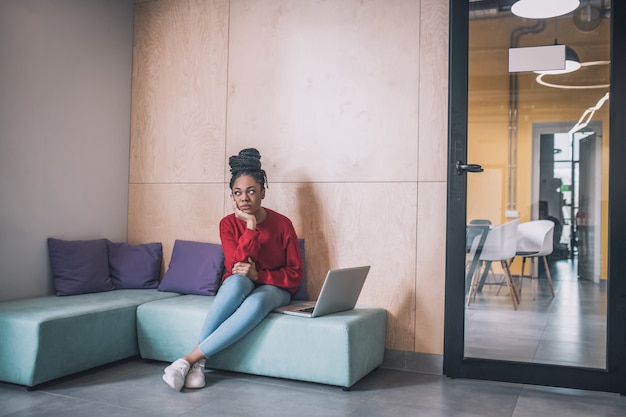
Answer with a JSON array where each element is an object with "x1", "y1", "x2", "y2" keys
[{"x1": 456, "y1": 161, "x2": 484, "y2": 175}]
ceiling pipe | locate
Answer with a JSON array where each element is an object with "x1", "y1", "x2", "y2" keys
[{"x1": 507, "y1": 20, "x2": 547, "y2": 216}]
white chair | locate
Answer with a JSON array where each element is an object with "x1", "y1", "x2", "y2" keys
[
  {"x1": 467, "y1": 219, "x2": 520, "y2": 310},
  {"x1": 515, "y1": 220, "x2": 555, "y2": 300}
]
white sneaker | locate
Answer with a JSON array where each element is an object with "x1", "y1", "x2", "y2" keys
[
  {"x1": 184, "y1": 359, "x2": 206, "y2": 389},
  {"x1": 162, "y1": 358, "x2": 190, "y2": 391}
]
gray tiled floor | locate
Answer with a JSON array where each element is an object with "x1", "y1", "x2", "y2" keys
[
  {"x1": 1, "y1": 358, "x2": 625, "y2": 417},
  {"x1": 465, "y1": 259, "x2": 607, "y2": 368}
]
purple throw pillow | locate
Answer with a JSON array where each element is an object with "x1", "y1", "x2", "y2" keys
[
  {"x1": 108, "y1": 241, "x2": 162, "y2": 289},
  {"x1": 292, "y1": 238, "x2": 308, "y2": 301},
  {"x1": 158, "y1": 240, "x2": 224, "y2": 295},
  {"x1": 48, "y1": 238, "x2": 115, "y2": 296}
]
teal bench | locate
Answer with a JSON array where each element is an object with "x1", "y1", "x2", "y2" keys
[
  {"x1": 0, "y1": 290, "x2": 386, "y2": 389},
  {"x1": 0, "y1": 289, "x2": 180, "y2": 388},
  {"x1": 137, "y1": 295, "x2": 387, "y2": 389}
]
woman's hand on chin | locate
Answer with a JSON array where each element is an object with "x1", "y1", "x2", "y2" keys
[{"x1": 232, "y1": 199, "x2": 256, "y2": 230}]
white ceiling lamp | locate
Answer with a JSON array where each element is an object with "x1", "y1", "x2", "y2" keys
[
  {"x1": 511, "y1": 0, "x2": 580, "y2": 19},
  {"x1": 535, "y1": 60, "x2": 610, "y2": 89},
  {"x1": 534, "y1": 42, "x2": 582, "y2": 74}
]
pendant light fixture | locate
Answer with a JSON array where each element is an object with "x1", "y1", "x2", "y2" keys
[
  {"x1": 534, "y1": 41, "x2": 582, "y2": 74},
  {"x1": 511, "y1": 0, "x2": 580, "y2": 19}
]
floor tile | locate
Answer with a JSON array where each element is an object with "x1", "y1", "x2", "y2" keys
[
  {"x1": 2, "y1": 359, "x2": 625, "y2": 417},
  {"x1": 512, "y1": 385, "x2": 626, "y2": 417},
  {"x1": 464, "y1": 259, "x2": 607, "y2": 367}
]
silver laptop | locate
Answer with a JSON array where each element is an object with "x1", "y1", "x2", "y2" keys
[{"x1": 274, "y1": 265, "x2": 370, "y2": 318}]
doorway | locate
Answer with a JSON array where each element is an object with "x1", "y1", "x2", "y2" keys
[
  {"x1": 462, "y1": 121, "x2": 606, "y2": 368},
  {"x1": 444, "y1": 0, "x2": 626, "y2": 394},
  {"x1": 534, "y1": 122, "x2": 603, "y2": 282}
]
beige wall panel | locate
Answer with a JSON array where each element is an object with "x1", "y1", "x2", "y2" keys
[
  {"x1": 263, "y1": 181, "x2": 417, "y2": 351},
  {"x1": 130, "y1": 0, "x2": 229, "y2": 183},
  {"x1": 415, "y1": 181, "x2": 447, "y2": 354},
  {"x1": 129, "y1": 0, "x2": 451, "y2": 355},
  {"x1": 128, "y1": 183, "x2": 226, "y2": 269},
  {"x1": 226, "y1": 0, "x2": 420, "y2": 183},
  {"x1": 417, "y1": 0, "x2": 449, "y2": 182}
]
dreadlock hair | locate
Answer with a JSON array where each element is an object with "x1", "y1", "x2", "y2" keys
[{"x1": 228, "y1": 148, "x2": 268, "y2": 190}]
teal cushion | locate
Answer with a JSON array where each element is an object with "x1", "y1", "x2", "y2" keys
[
  {"x1": 0, "y1": 289, "x2": 181, "y2": 387},
  {"x1": 137, "y1": 295, "x2": 387, "y2": 388}
]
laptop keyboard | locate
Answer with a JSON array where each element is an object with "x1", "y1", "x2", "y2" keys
[{"x1": 298, "y1": 307, "x2": 315, "y2": 313}]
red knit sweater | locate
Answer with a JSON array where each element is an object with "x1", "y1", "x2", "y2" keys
[{"x1": 219, "y1": 208, "x2": 304, "y2": 294}]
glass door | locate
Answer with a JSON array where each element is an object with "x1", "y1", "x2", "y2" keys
[{"x1": 444, "y1": 0, "x2": 626, "y2": 394}]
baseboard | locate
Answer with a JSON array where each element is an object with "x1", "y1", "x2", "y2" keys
[{"x1": 380, "y1": 349, "x2": 443, "y2": 375}]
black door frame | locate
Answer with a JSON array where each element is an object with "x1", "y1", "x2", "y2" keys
[{"x1": 443, "y1": 0, "x2": 626, "y2": 395}]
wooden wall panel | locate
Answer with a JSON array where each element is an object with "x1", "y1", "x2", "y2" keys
[
  {"x1": 128, "y1": 183, "x2": 226, "y2": 268},
  {"x1": 418, "y1": 0, "x2": 449, "y2": 182},
  {"x1": 130, "y1": 0, "x2": 450, "y2": 355},
  {"x1": 226, "y1": 0, "x2": 420, "y2": 183},
  {"x1": 415, "y1": 181, "x2": 447, "y2": 354},
  {"x1": 130, "y1": 0, "x2": 229, "y2": 183},
  {"x1": 264, "y1": 182, "x2": 417, "y2": 351},
  {"x1": 414, "y1": 0, "x2": 448, "y2": 353}
]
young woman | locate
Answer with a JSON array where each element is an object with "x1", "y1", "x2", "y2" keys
[{"x1": 162, "y1": 148, "x2": 304, "y2": 391}]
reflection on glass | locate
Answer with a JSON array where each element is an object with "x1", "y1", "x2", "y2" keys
[{"x1": 464, "y1": 7, "x2": 609, "y2": 369}]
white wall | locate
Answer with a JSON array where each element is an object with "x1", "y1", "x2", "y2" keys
[{"x1": 0, "y1": 0, "x2": 134, "y2": 301}]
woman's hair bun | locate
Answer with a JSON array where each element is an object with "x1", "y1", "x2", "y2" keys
[
  {"x1": 228, "y1": 148, "x2": 268, "y2": 189},
  {"x1": 229, "y1": 148, "x2": 262, "y2": 174}
]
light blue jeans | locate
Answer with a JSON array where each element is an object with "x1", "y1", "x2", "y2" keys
[{"x1": 197, "y1": 274, "x2": 291, "y2": 358}]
